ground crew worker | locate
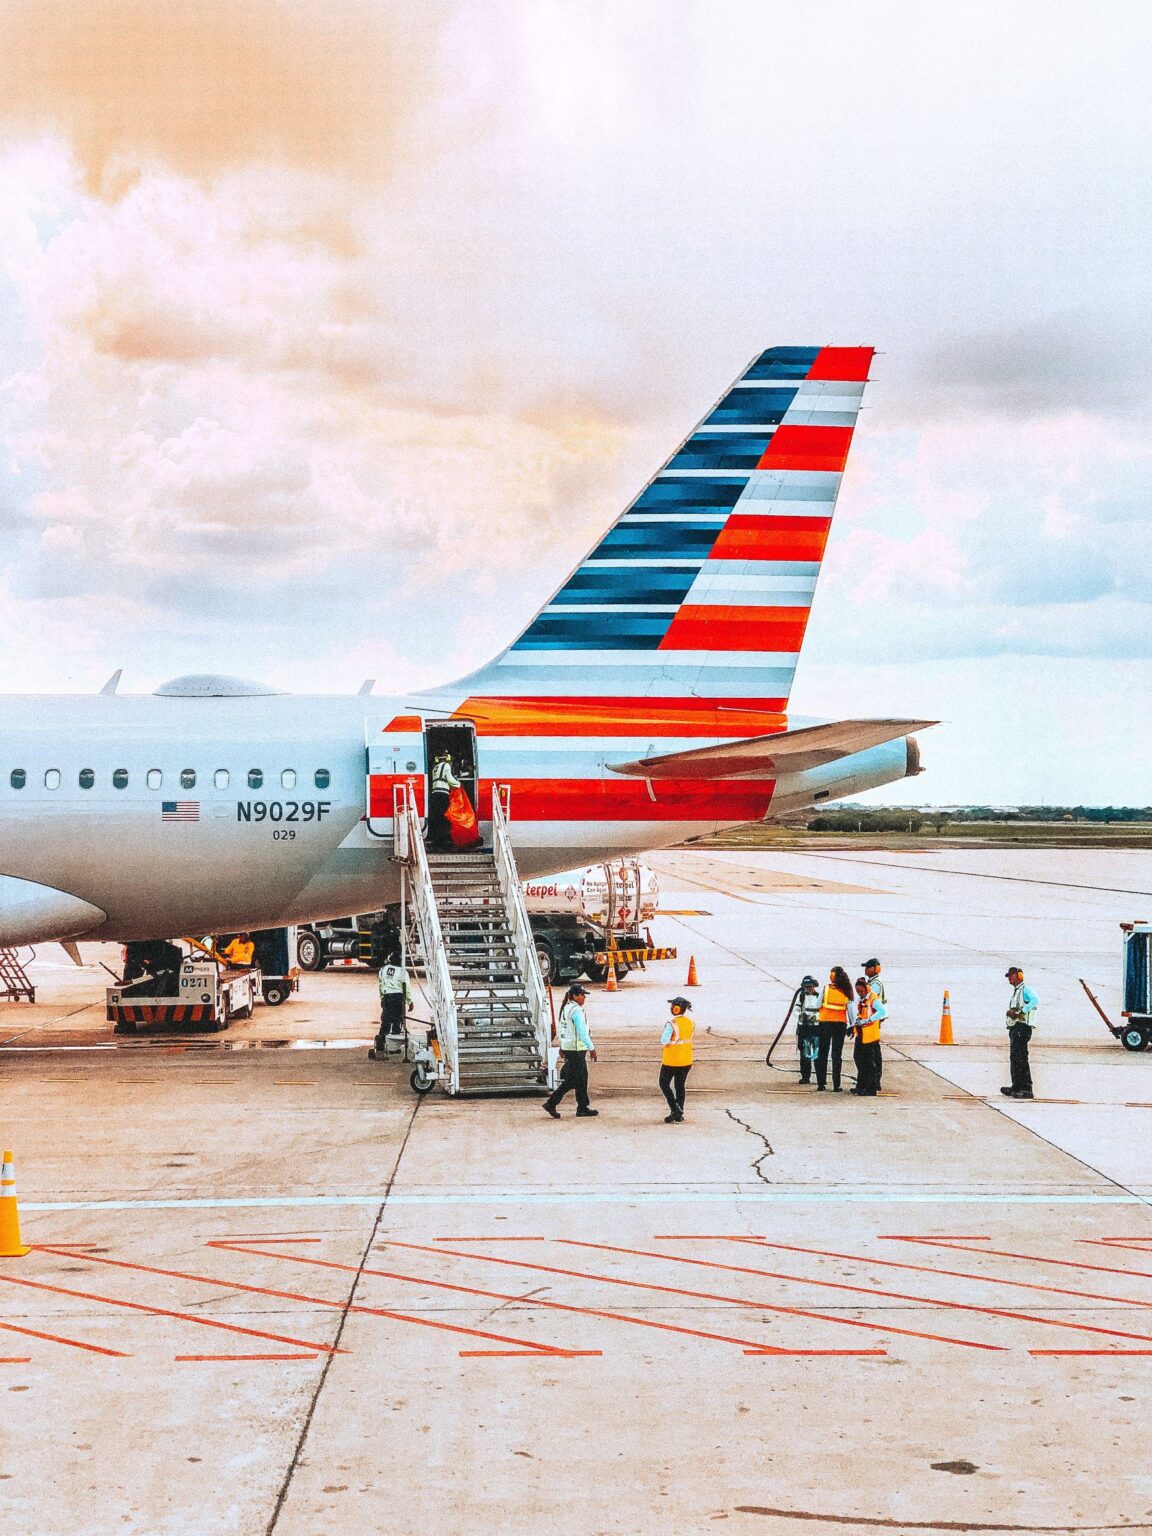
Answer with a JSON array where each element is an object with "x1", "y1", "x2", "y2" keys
[
  {"x1": 795, "y1": 975, "x2": 821, "y2": 1084},
  {"x1": 429, "y1": 752, "x2": 461, "y2": 851},
  {"x1": 815, "y1": 965, "x2": 854, "y2": 1092},
  {"x1": 223, "y1": 933, "x2": 255, "y2": 967},
  {"x1": 851, "y1": 976, "x2": 885, "y2": 1096},
  {"x1": 1001, "y1": 965, "x2": 1039, "y2": 1099},
  {"x1": 543, "y1": 983, "x2": 598, "y2": 1118},
  {"x1": 659, "y1": 996, "x2": 695, "y2": 1122},
  {"x1": 370, "y1": 952, "x2": 414, "y2": 1060},
  {"x1": 862, "y1": 958, "x2": 886, "y2": 1090}
]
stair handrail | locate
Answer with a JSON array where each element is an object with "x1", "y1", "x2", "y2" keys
[
  {"x1": 401, "y1": 789, "x2": 459, "y2": 1094},
  {"x1": 491, "y1": 784, "x2": 554, "y2": 1088}
]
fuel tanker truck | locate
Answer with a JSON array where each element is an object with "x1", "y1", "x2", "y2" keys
[{"x1": 523, "y1": 860, "x2": 674, "y2": 984}]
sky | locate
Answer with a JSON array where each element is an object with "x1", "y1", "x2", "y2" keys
[{"x1": 0, "y1": 0, "x2": 1150, "y2": 806}]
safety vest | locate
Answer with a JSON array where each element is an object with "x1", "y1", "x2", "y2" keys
[
  {"x1": 817, "y1": 985, "x2": 850, "y2": 1024},
  {"x1": 558, "y1": 1001, "x2": 591, "y2": 1053},
  {"x1": 662, "y1": 1014, "x2": 695, "y2": 1067},
  {"x1": 856, "y1": 994, "x2": 881, "y2": 1045},
  {"x1": 224, "y1": 940, "x2": 254, "y2": 967},
  {"x1": 432, "y1": 760, "x2": 459, "y2": 793}
]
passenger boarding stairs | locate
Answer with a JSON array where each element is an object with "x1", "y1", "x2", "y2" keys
[
  {"x1": 394, "y1": 786, "x2": 553, "y2": 1096},
  {"x1": 0, "y1": 948, "x2": 35, "y2": 1003}
]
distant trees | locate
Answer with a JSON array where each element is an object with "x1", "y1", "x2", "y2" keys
[{"x1": 805, "y1": 805, "x2": 1152, "y2": 832}]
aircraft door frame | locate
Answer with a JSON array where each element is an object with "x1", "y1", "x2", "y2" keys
[{"x1": 365, "y1": 716, "x2": 426, "y2": 840}]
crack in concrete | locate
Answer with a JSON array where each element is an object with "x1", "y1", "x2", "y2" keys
[{"x1": 724, "y1": 1108, "x2": 774, "y2": 1183}]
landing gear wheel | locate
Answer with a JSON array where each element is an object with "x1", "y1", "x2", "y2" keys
[
  {"x1": 1122, "y1": 1027, "x2": 1148, "y2": 1052},
  {"x1": 410, "y1": 1066, "x2": 436, "y2": 1095},
  {"x1": 262, "y1": 984, "x2": 289, "y2": 1007},
  {"x1": 296, "y1": 932, "x2": 322, "y2": 971}
]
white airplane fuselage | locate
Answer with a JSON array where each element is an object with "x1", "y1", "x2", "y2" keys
[{"x1": 0, "y1": 688, "x2": 914, "y2": 944}]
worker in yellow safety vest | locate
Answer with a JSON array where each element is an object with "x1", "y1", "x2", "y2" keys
[
  {"x1": 223, "y1": 933, "x2": 255, "y2": 968},
  {"x1": 851, "y1": 976, "x2": 885, "y2": 1096},
  {"x1": 815, "y1": 966, "x2": 854, "y2": 1092},
  {"x1": 659, "y1": 996, "x2": 696, "y2": 1123}
]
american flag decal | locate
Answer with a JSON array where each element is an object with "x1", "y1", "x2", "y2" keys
[{"x1": 161, "y1": 801, "x2": 200, "y2": 822}]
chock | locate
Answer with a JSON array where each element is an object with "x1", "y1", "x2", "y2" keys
[
  {"x1": 686, "y1": 954, "x2": 699, "y2": 987},
  {"x1": 938, "y1": 990, "x2": 954, "y2": 1046},
  {"x1": 0, "y1": 1150, "x2": 30, "y2": 1258}
]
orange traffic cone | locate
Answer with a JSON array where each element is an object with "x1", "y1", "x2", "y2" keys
[
  {"x1": 938, "y1": 990, "x2": 954, "y2": 1045},
  {"x1": 0, "y1": 1150, "x2": 30, "y2": 1258},
  {"x1": 686, "y1": 955, "x2": 699, "y2": 987},
  {"x1": 605, "y1": 958, "x2": 618, "y2": 992}
]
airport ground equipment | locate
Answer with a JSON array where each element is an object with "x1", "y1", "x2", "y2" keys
[
  {"x1": 1081, "y1": 922, "x2": 1152, "y2": 1051},
  {"x1": 524, "y1": 860, "x2": 674, "y2": 984},
  {"x1": 106, "y1": 958, "x2": 259, "y2": 1033},
  {"x1": 296, "y1": 912, "x2": 394, "y2": 971},
  {"x1": 0, "y1": 948, "x2": 34, "y2": 1003},
  {"x1": 394, "y1": 783, "x2": 553, "y2": 1096},
  {"x1": 251, "y1": 927, "x2": 300, "y2": 1006}
]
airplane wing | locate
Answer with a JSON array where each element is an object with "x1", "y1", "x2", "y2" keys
[{"x1": 607, "y1": 719, "x2": 937, "y2": 780}]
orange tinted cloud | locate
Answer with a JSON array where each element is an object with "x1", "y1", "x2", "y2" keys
[{"x1": 0, "y1": 0, "x2": 441, "y2": 191}]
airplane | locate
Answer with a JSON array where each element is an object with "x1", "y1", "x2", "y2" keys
[{"x1": 0, "y1": 344, "x2": 933, "y2": 949}]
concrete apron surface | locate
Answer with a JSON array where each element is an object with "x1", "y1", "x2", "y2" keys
[{"x1": 3, "y1": 847, "x2": 1152, "y2": 1535}]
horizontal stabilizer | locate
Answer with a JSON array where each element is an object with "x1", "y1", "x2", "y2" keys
[{"x1": 607, "y1": 719, "x2": 937, "y2": 780}]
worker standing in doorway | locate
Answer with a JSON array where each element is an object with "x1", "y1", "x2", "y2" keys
[
  {"x1": 815, "y1": 966, "x2": 854, "y2": 1092},
  {"x1": 543, "y1": 984, "x2": 598, "y2": 1118},
  {"x1": 1001, "y1": 966, "x2": 1039, "y2": 1100},
  {"x1": 659, "y1": 996, "x2": 695, "y2": 1122},
  {"x1": 862, "y1": 958, "x2": 886, "y2": 1092},
  {"x1": 429, "y1": 752, "x2": 461, "y2": 851},
  {"x1": 370, "y1": 952, "x2": 414, "y2": 1061}
]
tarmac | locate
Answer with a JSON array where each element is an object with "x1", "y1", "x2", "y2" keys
[{"x1": 2, "y1": 847, "x2": 1152, "y2": 1536}]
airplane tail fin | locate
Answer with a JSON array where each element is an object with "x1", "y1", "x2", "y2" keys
[{"x1": 443, "y1": 345, "x2": 873, "y2": 736}]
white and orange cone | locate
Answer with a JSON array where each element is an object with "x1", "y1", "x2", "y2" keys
[
  {"x1": 0, "y1": 1150, "x2": 30, "y2": 1258},
  {"x1": 686, "y1": 955, "x2": 699, "y2": 987},
  {"x1": 938, "y1": 991, "x2": 954, "y2": 1046}
]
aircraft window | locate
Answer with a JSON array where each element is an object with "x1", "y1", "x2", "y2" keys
[
  {"x1": 214, "y1": 769, "x2": 230, "y2": 790},
  {"x1": 78, "y1": 768, "x2": 95, "y2": 789},
  {"x1": 147, "y1": 769, "x2": 163, "y2": 790},
  {"x1": 180, "y1": 769, "x2": 197, "y2": 790},
  {"x1": 10, "y1": 769, "x2": 26, "y2": 790},
  {"x1": 314, "y1": 769, "x2": 330, "y2": 789},
  {"x1": 113, "y1": 769, "x2": 129, "y2": 789},
  {"x1": 281, "y1": 768, "x2": 297, "y2": 789},
  {"x1": 248, "y1": 769, "x2": 263, "y2": 789},
  {"x1": 44, "y1": 769, "x2": 61, "y2": 790}
]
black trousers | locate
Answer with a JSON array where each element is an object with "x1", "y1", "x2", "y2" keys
[
  {"x1": 855, "y1": 1039, "x2": 881, "y2": 1095},
  {"x1": 1009, "y1": 1023, "x2": 1033, "y2": 1094},
  {"x1": 546, "y1": 1051, "x2": 590, "y2": 1111},
  {"x1": 376, "y1": 992, "x2": 405, "y2": 1047},
  {"x1": 428, "y1": 789, "x2": 451, "y2": 850},
  {"x1": 816, "y1": 1022, "x2": 846, "y2": 1089},
  {"x1": 659, "y1": 1064, "x2": 691, "y2": 1115}
]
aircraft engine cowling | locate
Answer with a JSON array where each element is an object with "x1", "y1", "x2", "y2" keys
[
  {"x1": 767, "y1": 736, "x2": 921, "y2": 817},
  {"x1": 0, "y1": 875, "x2": 106, "y2": 946}
]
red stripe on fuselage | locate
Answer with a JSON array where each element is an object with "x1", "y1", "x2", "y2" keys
[
  {"x1": 452, "y1": 697, "x2": 789, "y2": 738},
  {"x1": 477, "y1": 777, "x2": 776, "y2": 821}
]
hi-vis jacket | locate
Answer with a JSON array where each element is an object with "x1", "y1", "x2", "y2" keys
[
  {"x1": 378, "y1": 964, "x2": 414, "y2": 1008},
  {"x1": 431, "y1": 759, "x2": 461, "y2": 794},
  {"x1": 661, "y1": 1013, "x2": 695, "y2": 1067},
  {"x1": 224, "y1": 938, "x2": 254, "y2": 967},
  {"x1": 1006, "y1": 982, "x2": 1039, "y2": 1028},
  {"x1": 558, "y1": 1000, "x2": 594, "y2": 1053},
  {"x1": 817, "y1": 985, "x2": 851, "y2": 1024},
  {"x1": 855, "y1": 992, "x2": 886, "y2": 1045}
]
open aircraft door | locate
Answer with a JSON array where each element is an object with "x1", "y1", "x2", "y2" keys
[{"x1": 365, "y1": 715, "x2": 426, "y2": 840}]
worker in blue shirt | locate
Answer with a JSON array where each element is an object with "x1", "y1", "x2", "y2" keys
[
  {"x1": 1001, "y1": 966, "x2": 1039, "y2": 1099},
  {"x1": 543, "y1": 983, "x2": 598, "y2": 1118}
]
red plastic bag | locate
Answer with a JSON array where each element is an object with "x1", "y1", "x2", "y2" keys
[{"x1": 445, "y1": 785, "x2": 481, "y2": 847}]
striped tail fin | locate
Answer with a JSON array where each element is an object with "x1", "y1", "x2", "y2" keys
[{"x1": 444, "y1": 345, "x2": 873, "y2": 735}]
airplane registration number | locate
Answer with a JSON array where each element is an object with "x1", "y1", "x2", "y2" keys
[{"x1": 236, "y1": 800, "x2": 332, "y2": 824}]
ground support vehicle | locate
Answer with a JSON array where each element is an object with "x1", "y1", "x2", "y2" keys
[
  {"x1": 296, "y1": 912, "x2": 396, "y2": 971},
  {"x1": 524, "y1": 861, "x2": 674, "y2": 985},
  {"x1": 1080, "y1": 922, "x2": 1152, "y2": 1051},
  {"x1": 251, "y1": 927, "x2": 300, "y2": 1006},
  {"x1": 106, "y1": 959, "x2": 259, "y2": 1033}
]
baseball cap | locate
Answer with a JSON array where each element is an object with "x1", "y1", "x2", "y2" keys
[
  {"x1": 862, "y1": 958, "x2": 880, "y2": 969},
  {"x1": 667, "y1": 996, "x2": 691, "y2": 1009}
]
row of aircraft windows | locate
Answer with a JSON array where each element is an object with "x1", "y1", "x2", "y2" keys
[{"x1": 7, "y1": 768, "x2": 333, "y2": 791}]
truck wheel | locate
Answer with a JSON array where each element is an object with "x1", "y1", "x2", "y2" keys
[
  {"x1": 262, "y1": 984, "x2": 289, "y2": 1007},
  {"x1": 410, "y1": 1066, "x2": 436, "y2": 1094},
  {"x1": 1122, "y1": 1027, "x2": 1147, "y2": 1052},
  {"x1": 534, "y1": 938, "x2": 558, "y2": 984},
  {"x1": 297, "y1": 932, "x2": 322, "y2": 971}
]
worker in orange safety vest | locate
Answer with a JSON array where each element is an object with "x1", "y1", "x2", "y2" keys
[
  {"x1": 815, "y1": 965, "x2": 854, "y2": 1092},
  {"x1": 659, "y1": 996, "x2": 696, "y2": 1123}
]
